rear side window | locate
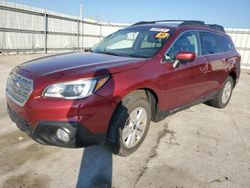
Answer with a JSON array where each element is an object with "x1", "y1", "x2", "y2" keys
[{"x1": 200, "y1": 31, "x2": 233, "y2": 55}]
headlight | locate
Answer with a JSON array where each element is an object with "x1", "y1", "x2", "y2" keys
[{"x1": 43, "y1": 76, "x2": 109, "y2": 99}]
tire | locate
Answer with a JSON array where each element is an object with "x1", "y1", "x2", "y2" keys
[
  {"x1": 208, "y1": 76, "x2": 234, "y2": 109},
  {"x1": 106, "y1": 94, "x2": 151, "y2": 156}
]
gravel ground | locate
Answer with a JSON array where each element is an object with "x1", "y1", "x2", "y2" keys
[{"x1": 0, "y1": 54, "x2": 250, "y2": 188}]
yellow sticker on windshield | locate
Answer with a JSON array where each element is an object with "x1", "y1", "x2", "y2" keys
[{"x1": 154, "y1": 32, "x2": 170, "y2": 39}]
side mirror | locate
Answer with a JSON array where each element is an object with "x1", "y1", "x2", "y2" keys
[
  {"x1": 172, "y1": 51, "x2": 196, "y2": 68},
  {"x1": 176, "y1": 51, "x2": 196, "y2": 62}
]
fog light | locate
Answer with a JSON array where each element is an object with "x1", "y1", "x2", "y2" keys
[{"x1": 56, "y1": 128, "x2": 70, "y2": 142}]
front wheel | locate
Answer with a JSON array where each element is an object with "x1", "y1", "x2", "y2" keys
[
  {"x1": 106, "y1": 94, "x2": 151, "y2": 156},
  {"x1": 208, "y1": 76, "x2": 234, "y2": 108}
]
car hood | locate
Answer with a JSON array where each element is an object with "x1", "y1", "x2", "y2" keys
[{"x1": 18, "y1": 52, "x2": 147, "y2": 79}]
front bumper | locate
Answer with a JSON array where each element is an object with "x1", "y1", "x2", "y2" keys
[
  {"x1": 6, "y1": 67, "x2": 119, "y2": 148},
  {"x1": 8, "y1": 104, "x2": 107, "y2": 148}
]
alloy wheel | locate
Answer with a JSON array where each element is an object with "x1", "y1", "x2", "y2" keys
[{"x1": 122, "y1": 107, "x2": 148, "y2": 148}]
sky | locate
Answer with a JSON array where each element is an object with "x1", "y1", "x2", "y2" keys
[{"x1": 4, "y1": 0, "x2": 250, "y2": 28}]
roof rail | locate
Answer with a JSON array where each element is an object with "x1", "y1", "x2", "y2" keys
[
  {"x1": 179, "y1": 20, "x2": 205, "y2": 27},
  {"x1": 132, "y1": 20, "x2": 186, "y2": 26},
  {"x1": 131, "y1": 20, "x2": 225, "y2": 32},
  {"x1": 207, "y1": 24, "x2": 225, "y2": 32},
  {"x1": 132, "y1": 21, "x2": 156, "y2": 26}
]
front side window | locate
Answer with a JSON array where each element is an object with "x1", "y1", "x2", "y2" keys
[
  {"x1": 165, "y1": 31, "x2": 199, "y2": 61},
  {"x1": 92, "y1": 27, "x2": 171, "y2": 58}
]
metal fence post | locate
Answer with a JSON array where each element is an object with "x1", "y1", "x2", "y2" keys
[
  {"x1": 77, "y1": 19, "x2": 80, "y2": 51},
  {"x1": 44, "y1": 13, "x2": 48, "y2": 53},
  {"x1": 243, "y1": 33, "x2": 249, "y2": 68},
  {"x1": 82, "y1": 19, "x2": 84, "y2": 50},
  {"x1": 100, "y1": 23, "x2": 102, "y2": 41}
]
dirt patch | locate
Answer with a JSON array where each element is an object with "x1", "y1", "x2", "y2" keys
[
  {"x1": 0, "y1": 131, "x2": 29, "y2": 150},
  {"x1": 0, "y1": 139, "x2": 61, "y2": 174},
  {"x1": 0, "y1": 102, "x2": 8, "y2": 117},
  {"x1": 134, "y1": 123, "x2": 178, "y2": 186},
  {"x1": 210, "y1": 176, "x2": 229, "y2": 183},
  {"x1": 2, "y1": 171, "x2": 50, "y2": 188},
  {"x1": 136, "y1": 164, "x2": 201, "y2": 187}
]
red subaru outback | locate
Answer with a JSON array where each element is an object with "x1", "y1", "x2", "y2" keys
[{"x1": 6, "y1": 20, "x2": 240, "y2": 156}]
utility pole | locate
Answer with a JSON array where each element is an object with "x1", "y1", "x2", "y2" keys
[
  {"x1": 80, "y1": 3, "x2": 83, "y2": 19},
  {"x1": 80, "y1": 3, "x2": 84, "y2": 51}
]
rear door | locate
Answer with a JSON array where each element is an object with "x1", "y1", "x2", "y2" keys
[
  {"x1": 161, "y1": 31, "x2": 209, "y2": 111},
  {"x1": 199, "y1": 31, "x2": 234, "y2": 93}
]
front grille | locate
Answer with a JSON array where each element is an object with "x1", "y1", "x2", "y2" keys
[{"x1": 6, "y1": 71, "x2": 33, "y2": 106}]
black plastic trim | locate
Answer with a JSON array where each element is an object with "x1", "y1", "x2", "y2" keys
[
  {"x1": 7, "y1": 105, "x2": 33, "y2": 135},
  {"x1": 7, "y1": 106, "x2": 106, "y2": 148},
  {"x1": 32, "y1": 121, "x2": 106, "y2": 148},
  {"x1": 153, "y1": 90, "x2": 220, "y2": 122}
]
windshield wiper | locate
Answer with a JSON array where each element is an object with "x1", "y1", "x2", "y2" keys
[
  {"x1": 84, "y1": 48, "x2": 93, "y2": 52},
  {"x1": 123, "y1": 54, "x2": 148, "y2": 58},
  {"x1": 84, "y1": 49, "x2": 118, "y2": 56},
  {"x1": 96, "y1": 51, "x2": 122, "y2": 56},
  {"x1": 93, "y1": 50, "x2": 146, "y2": 58}
]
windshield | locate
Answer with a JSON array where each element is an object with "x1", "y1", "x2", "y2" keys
[{"x1": 92, "y1": 27, "x2": 171, "y2": 58}]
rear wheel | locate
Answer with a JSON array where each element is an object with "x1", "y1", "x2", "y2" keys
[
  {"x1": 106, "y1": 94, "x2": 151, "y2": 156},
  {"x1": 208, "y1": 76, "x2": 234, "y2": 108}
]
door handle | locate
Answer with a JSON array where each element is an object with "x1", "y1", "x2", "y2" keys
[{"x1": 199, "y1": 57, "x2": 209, "y2": 73}]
